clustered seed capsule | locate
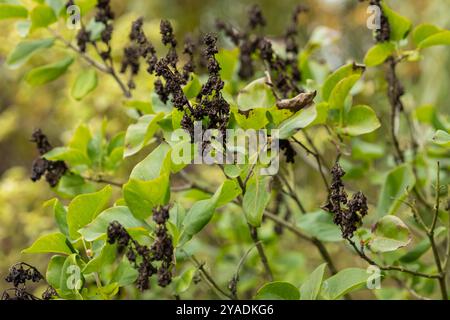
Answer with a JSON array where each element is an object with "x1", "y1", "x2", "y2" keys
[
  {"x1": 120, "y1": 17, "x2": 158, "y2": 90},
  {"x1": 217, "y1": 4, "x2": 306, "y2": 99},
  {"x1": 2, "y1": 263, "x2": 57, "y2": 300},
  {"x1": 216, "y1": 5, "x2": 262, "y2": 80},
  {"x1": 279, "y1": 139, "x2": 297, "y2": 164},
  {"x1": 30, "y1": 129, "x2": 67, "y2": 187},
  {"x1": 322, "y1": 162, "x2": 369, "y2": 239},
  {"x1": 186, "y1": 33, "x2": 230, "y2": 141},
  {"x1": 107, "y1": 206, "x2": 174, "y2": 291},
  {"x1": 75, "y1": 0, "x2": 115, "y2": 59}
]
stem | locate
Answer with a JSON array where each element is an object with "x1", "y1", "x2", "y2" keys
[
  {"x1": 348, "y1": 240, "x2": 440, "y2": 279},
  {"x1": 277, "y1": 174, "x2": 306, "y2": 214},
  {"x1": 229, "y1": 243, "x2": 259, "y2": 299},
  {"x1": 48, "y1": 28, "x2": 132, "y2": 99},
  {"x1": 428, "y1": 162, "x2": 448, "y2": 300},
  {"x1": 263, "y1": 211, "x2": 312, "y2": 241},
  {"x1": 291, "y1": 136, "x2": 330, "y2": 192},
  {"x1": 82, "y1": 175, "x2": 124, "y2": 188},
  {"x1": 184, "y1": 252, "x2": 233, "y2": 300},
  {"x1": 385, "y1": 57, "x2": 405, "y2": 164}
]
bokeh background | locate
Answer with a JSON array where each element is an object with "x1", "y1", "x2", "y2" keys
[{"x1": 0, "y1": 0, "x2": 449, "y2": 298}]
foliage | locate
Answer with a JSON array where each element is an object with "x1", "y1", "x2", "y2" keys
[{"x1": 0, "y1": 0, "x2": 449, "y2": 301}]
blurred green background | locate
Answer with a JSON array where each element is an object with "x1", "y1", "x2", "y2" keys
[{"x1": 0, "y1": 0, "x2": 449, "y2": 298}]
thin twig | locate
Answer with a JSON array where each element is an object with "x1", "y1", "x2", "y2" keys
[
  {"x1": 82, "y1": 175, "x2": 124, "y2": 188},
  {"x1": 392, "y1": 276, "x2": 430, "y2": 300},
  {"x1": 428, "y1": 162, "x2": 447, "y2": 299},
  {"x1": 291, "y1": 136, "x2": 330, "y2": 192},
  {"x1": 229, "y1": 243, "x2": 260, "y2": 299},
  {"x1": 183, "y1": 251, "x2": 233, "y2": 300},
  {"x1": 48, "y1": 28, "x2": 132, "y2": 99},
  {"x1": 348, "y1": 240, "x2": 440, "y2": 279}
]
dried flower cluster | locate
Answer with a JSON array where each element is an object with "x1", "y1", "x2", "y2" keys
[
  {"x1": 216, "y1": 5, "x2": 262, "y2": 80},
  {"x1": 2, "y1": 263, "x2": 57, "y2": 300},
  {"x1": 322, "y1": 162, "x2": 368, "y2": 239},
  {"x1": 183, "y1": 33, "x2": 230, "y2": 140},
  {"x1": 120, "y1": 17, "x2": 158, "y2": 89},
  {"x1": 279, "y1": 139, "x2": 297, "y2": 164},
  {"x1": 217, "y1": 4, "x2": 307, "y2": 99},
  {"x1": 75, "y1": 0, "x2": 115, "y2": 60},
  {"x1": 30, "y1": 129, "x2": 67, "y2": 187},
  {"x1": 124, "y1": 19, "x2": 230, "y2": 141},
  {"x1": 107, "y1": 206, "x2": 174, "y2": 290}
]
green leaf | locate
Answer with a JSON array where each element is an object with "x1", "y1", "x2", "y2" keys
[
  {"x1": 322, "y1": 63, "x2": 365, "y2": 101},
  {"x1": 418, "y1": 30, "x2": 450, "y2": 49},
  {"x1": 174, "y1": 267, "x2": 196, "y2": 294},
  {"x1": 183, "y1": 75, "x2": 201, "y2": 100},
  {"x1": 83, "y1": 243, "x2": 116, "y2": 274},
  {"x1": 398, "y1": 227, "x2": 446, "y2": 263},
  {"x1": 413, "y1": 24, "x2": 442, "y2": 46},
  {"x1": 59, "y1": 254, "x2": 84, "y2": 298},
  {"x1": 370, "y1": 215, "x2": 411, "y2": 253},
  {"x1": 433, "y1": 130, "x2": 450, "y2": 147},
  {"x1": 328, "y1": 74, "x2": 361, "y2": 110},
  {"x1": 321, "y1": 268, "x2": 369, "y2": 300},
  {"x1": 256, "y1": 282, "x2": 300, "y2": 300},
  {"x1": 182, "y1": 181, "x2": 234, "y2": 239},
  {"x1": 243, "y1": 175, "x2": 272, "y2": 227},
  {"x1": 183, "y1": 197, "x2": 217, "y2": 237},
  {"x1": 44, "y1": 147, "x2": 91, "y2": 167},
  {"x1": 30, "y1": 4, "x2": 57, "y2": 31},
  {"x1": 46, "y1": 0, "x2": 66, "y2": 16},
  {"x1": 67, "y1": 185, "x2": 112, "y2": 240},
  {"x1": 233, "y1": 108, "x2": 268, "y2": 130},
  {"x1": 123, "y1": 174, "x2": 170, "y2": 220},
  {"x1": 377, "y1": 164, "x2": 416, "y2": 216},
  {"x1": 342, "y1": 105, "x2": 381, "y2": 136},
  {"x1": 381, "y1": 2, "x2": 412, "y2": 41},
  {"x1": 6, "y1": 38, "x2": 54, "y2": 69},
  {"x1": 278, "y1": 106, "x2": 317, "y2": 139},
  {"x1": 237, "y1": 77, "x2": 276, "y2": 111},
  {"x1": 110, "y1": 259, "x2": 138, "y2": 287},
  {"x1": 0, "y1": 4, "x2": 28, "y2": 20},
  {"x1": 130, "y1": 143, "x2": 172, "y2": 180},
  {"x1": 124, "y1": 113, "x2": 164, "y2": 157},
  {"x1": 22, "y1": 232, "x2": 72, "y2": 255},
  {"x1": 123, "y1": 100, "x2": 153, "y2": 114},
  {"x1": 16, "y1": 20, "x2": 31, "y2": 37},
  {"x1": 399, "y1": 239, "x2": 430, "y2": 263},
  {"x1": 300, "y1": 263, "x2": 327, "y2": 300},
  {"x1": 79, "y1": 206, "x2": 148, "y2": 241},
  {"x1": 86, "y1": 19, "x2": 105, "y2": 41},
  {"x1": 26, "y1": 56, "x2": 74, "y2": 86},
  {"x1": 215, "y1": 179, "x2": 242, "y2": 207},
  {"x1": 216, "y1": 48, "x2": 238, "y2": 81},
  {"x1": 71, "y1": 69, "x2": 98, "y2": 101},
  {"x1": 44, "y1": 198, "x2": 69, "y2": 237},
  {"x1": 351, "y1": 139, "x2": 384, "y2": 161},
  {"x1": 297, "y1": 210, "x2": 342, "y2": 242},
  {"x1": 364, "y1": 43, "x2": 396, "y2": 67},
  {"x1": 46, "y1": 255, "x2": 66, "y2": 289}
]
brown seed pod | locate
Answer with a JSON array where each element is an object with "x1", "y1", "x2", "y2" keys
[{"x1": 276, "y1": 90, "x2": 317, "y2": 112}]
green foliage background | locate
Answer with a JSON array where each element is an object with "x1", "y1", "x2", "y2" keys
[{"x1": 0, "y1": 0, "x2": 449, "y2": 299}]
